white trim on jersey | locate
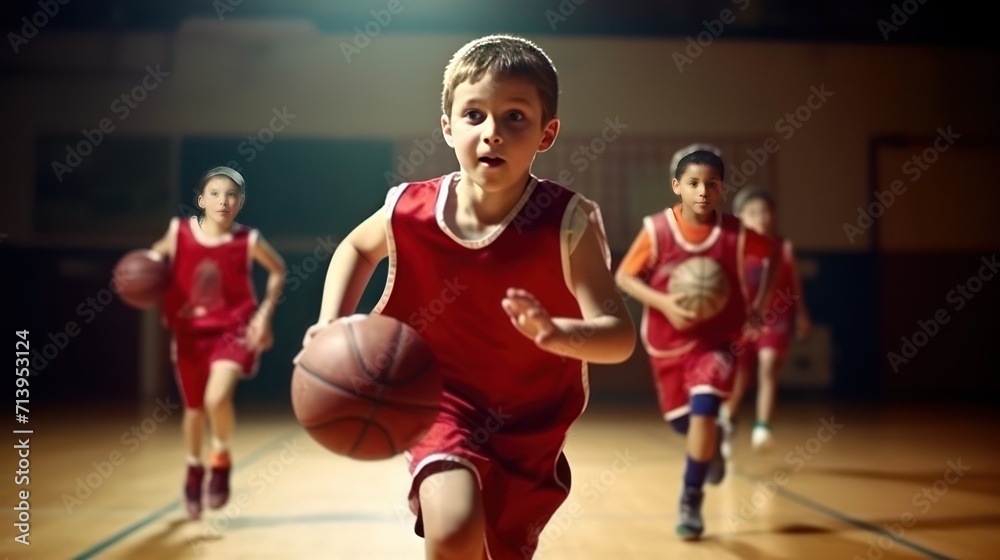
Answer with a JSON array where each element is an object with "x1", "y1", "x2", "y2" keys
[
  {"x1": 664, "y1": 404, "x2": 691, "y2": 421},
  {"x1": 556, "y1": 360, "x2": 590, "y2": 494},
  {"x1": 560, "y1": 198, "x2": 577, "y2": 295},
  {"x1": 690, "y1": 384, "x2": 727, "y2": 395},
  {"x1": 372, "y1": 183, "x2": 409, "y2": 316},
  {"x1": 643, "y1": 215, "x2": 658, "y2": 267},
  {"x1": 186, "y1": 215, "x2": 237, "y2": 247},
  {"x1": 664, "y1": 207, "x2": 723, "y2": 253},
  {"x1": 559, "y1": 195, "x2": 611, "y2": 295},
  {"x1": 411, "y1": 452, "x2": 484, "y2": 489},
  {"x1": 639, "y1": 307, "x2": 699, "y2": 358},
  {"x1": 782, "y1": 238, "x2": 794, "y2": 262},
  {"x1": 736, "y1": 225, "x2": 751, "y2": 311},
  {"x1": 435, "y1": 172, "x2": 539, "y2": 249},
  {"x1": 247, "y1": 228, "x2": 259, "y2": 270},
  {"x1": 408, "y1": 452, "x2": 497, "y2": 560}
]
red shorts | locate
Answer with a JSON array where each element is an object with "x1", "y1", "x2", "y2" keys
[
  {"x1": 736, "y1": 320, "x2": 793, "y2": 375},
  {"x1": 406, "y1": 408, "x2": 572, "y2": 560},
  {"x1": 171, "y1": 327, "x2": 259, "y2": 409},
  {"x1": 755, "y1": 319, "x2": 792, "y2": 356},
  {"x1": 650, "y1": 345, "x2": 736, "y2": 421}
]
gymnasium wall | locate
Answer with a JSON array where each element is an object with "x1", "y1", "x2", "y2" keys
[{"x1": 2, "y1": 24, "x2": 997, "y2": 404}]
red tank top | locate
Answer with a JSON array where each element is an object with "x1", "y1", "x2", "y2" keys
[
  {"x1": 640, "y1": 210, "x2": 750, "y2": 357},
  {"x1": 744, "y1": 236, "x2": 796, "y2": 325},
  {"x1": 375, "y1": 174, "x2": 588, "y2": 437},
  {"x1": 163, "y1": 217, "x2": 258, "y2": 334}
]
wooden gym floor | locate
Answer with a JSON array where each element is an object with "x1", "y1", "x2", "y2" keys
[{"x1": 3, "y1": 400, "x2": 998, "y2": 559}]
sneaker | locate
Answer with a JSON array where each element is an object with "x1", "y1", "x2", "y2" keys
[
  {"x1": 184, "y1": 464, "x2": 205, "y2": 520},
  {"x1": 675, "y1": 486, "x2": 705, "y2": 541},
  {"x1": 718, "y1": 408, "x2": 735, "y2": 462},
  {"x1": 207, "y1": 452, "x2": 231, "y2": 509},
  {"x1": 751, "y1": 423, "x2": 774, "y2": 453},
  {"x1": 706, "y1": 424, "x2": 727, "y2": 485}
]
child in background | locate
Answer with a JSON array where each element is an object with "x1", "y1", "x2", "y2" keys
[
  {"x1": 723, "y1": 186, "x2": 811, "y2": 452},
  {"x1": 150, "y1": 166, "x2": 286, "y2": 519},
  {"x1": 300, "y1": 35, "x2": 634, "y2": 559},
  {"x1": 615, "y1": 150, "x2": 776, "y2": 540}
]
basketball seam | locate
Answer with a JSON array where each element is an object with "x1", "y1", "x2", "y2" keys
[
  {"x1": 345, "y1": 321, "x2": 392, "y2": 458},
  {"x1": 295, "y1": 364, "x2": 440, "y2": 412}
]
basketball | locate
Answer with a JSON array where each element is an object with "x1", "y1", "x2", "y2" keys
[
  {"x1": 667, "y1": 256, "x2": 730, "y2": 323},
  {"x1": 291, "y1": 314, "x2": 440, "y2": 461},
  {"x1": 112, "y1": 250, "x2": 169, "y2": 310}
]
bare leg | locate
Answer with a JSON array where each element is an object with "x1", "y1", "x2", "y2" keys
[
  {"x1": 182, "y1": 408, "x2": 205, "y2": 461},
  {"x1": 420, "y1": 465, "x2": 485, "y2": 560},
  {"x1": 204, "y1": 362, "x2": 242, "y2": 453},
  {"x1": 724, "y1": 362, "x2": 750, "y2": 420},
  {"x1": 203, "y1": 362, "x2": 242, "y2": 509},
  {"x1": 756, "y1": 348, "x2": 784, "y2": 426},
  {"x1": 751, "y1": 348, "x2": 783, "y2": 452},
  {"x1": 687, "y1": 415, "x2": 717, "y2": 462},
  {"x1": 181, "y1": 407, "x2": 206, "y2": 519}
]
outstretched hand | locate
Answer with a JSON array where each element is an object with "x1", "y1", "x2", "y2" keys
[{"x1": 501, "y1": 288, "x2": 563, "y2": 350}]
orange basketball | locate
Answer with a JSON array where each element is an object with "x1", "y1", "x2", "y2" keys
[
  {"x1": 291, "y1": 314, "x2": 440, "y2": 461},
  {"x1": 112, "y1": 250, "x2": 169, "y2": 310},
  {"x1": 667, "y1": 256, "x2": 730, "y2": 323}
]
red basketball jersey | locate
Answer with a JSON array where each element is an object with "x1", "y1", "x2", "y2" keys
[
  {"x1": 375, "y1": 174, "x2": 591, "y2": 440},
  {"x1": 163, "y1": 216, "x2": 258, "y2": 334},
  {"x1": 640, "y1": 210, "x2": 753, "y2": 357},
  {"x1": 744, "y1": 236, "x2": 797, "y2": 329}
]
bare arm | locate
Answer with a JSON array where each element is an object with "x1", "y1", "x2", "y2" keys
[
  {"x1": 613, "y1": 238, "x2": 696, "y2": 331},
  {"x1": 251, "y1": 234, "x2": 287, "y2": 323},
  {"x1": 318, "y1": 206, "x2": 388, "y2": 322},
  {"x1": 245, "y1": 234, "x2": 287, "y2": 352},
  {"x1": 299, "y1": 206, "x2": 389, "y2": 350},
  {"x1": 556, "y1": 220, "x2": 635, "y2": 363}
]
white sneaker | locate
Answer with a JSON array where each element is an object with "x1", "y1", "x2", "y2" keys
[
  {"x1": 751, "y1": 424, "x2": 774, "y2": 453},
  {"x1": 718, "y1": 406, "x2": 734, "y2": 461}
]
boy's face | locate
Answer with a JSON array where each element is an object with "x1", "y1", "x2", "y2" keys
[
  {"x1": 671, "y1": 163, "x2": 722, "y2": 221},
  {"x1": 442, "y1": 73, "x2": 559, "y2": 192},
  {"x1": 738, "y1": 198, "x2": 774, "y2": 236}
]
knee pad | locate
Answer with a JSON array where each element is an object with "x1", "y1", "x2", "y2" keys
[{"x1": 690, "y1": 393, "x2": 720, "y2": 417}]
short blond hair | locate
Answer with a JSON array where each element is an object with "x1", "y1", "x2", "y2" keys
[{"x1": 442, "y1": 35, "x2": 559, "y2": 123}]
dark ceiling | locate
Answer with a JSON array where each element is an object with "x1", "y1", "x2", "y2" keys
[{"x1": 1, "y1": 0, "x2": 994, "y2": 47}]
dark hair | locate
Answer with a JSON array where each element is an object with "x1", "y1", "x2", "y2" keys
[
  {"x1": 732, "y1": 185, "x2": 776, "y2": 214},
  {"x1": 674, "y1": 150, "x2": 725, "y2": 181},
  {"x1": 442, "y1": 35, "x2": 559, "y2": 123},
  {"x1": 193, "y1": 166, "x2": 246, "y2": 221}
]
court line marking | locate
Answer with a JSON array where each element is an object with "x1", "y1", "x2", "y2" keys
[
  {"x1": 71, "y1": 429, "x2": 301, "y2": 560},
  {"x1": 734, "y1": 465, "x2": 955, "y2": 560}
]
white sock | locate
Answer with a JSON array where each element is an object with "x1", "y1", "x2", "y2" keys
[{"x1": 210, "y1": 437, "x2": 229, "y2": 455}]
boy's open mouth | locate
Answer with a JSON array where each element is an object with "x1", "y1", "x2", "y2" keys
[{"x1": 479, "y1": 156, "x2": 505, "y2": 167}]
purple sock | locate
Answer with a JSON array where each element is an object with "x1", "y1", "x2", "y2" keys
[{"x1": 684, "y1": 455, "x2": 710, "y2": 489}]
